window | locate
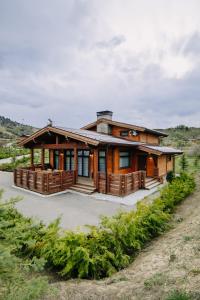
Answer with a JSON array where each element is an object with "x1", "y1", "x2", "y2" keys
[
  {"x1": 119, "y1": 151, "x2": 131, "y2": 168},
  {"x1": 120, "y1": 130, "x2": 129, "y2": 137},
  {"x1": 167, "y1": 155, "x2": 172, "y2": 162},
  {"x1": 98, "y1": 150, "x2": 106, "y2": 172},
  {"x1": 64, "y1": 150, "x2": 74, "y2": 171},
  {"x1": 54, "y1": 150, "x2": 59, "y2": 169}
]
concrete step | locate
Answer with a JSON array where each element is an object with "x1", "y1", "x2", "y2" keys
[
  {"x1": 76, "y1": 182, "x2": 95, "y2": 189},
  {"x1": 69, "y1": 184, "x2": 96, "y2": 195},
  {"x1": 145, "y1": 181, "x2": 161, "y2": 190},
  {"x1": 145, "y1": 179, "x2": 158, "y2": 186},
  {"x1": 145, "y1": 177, "x2": 156, "y2": 184}
]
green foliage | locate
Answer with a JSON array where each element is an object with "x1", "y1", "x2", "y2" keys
[
  {"x1": 0, "y1": 115, "x2": 36, "y2": 138},
  {"x1": 0, "y1": 156, "x2": 30, "y2": 171},
  {"x1": 0, "y1": 243, "x2": 53, "y2": 300},
  {"x1": 144, "y1": 272, "x2": 167, "y2": 289},
  {"x1": 166, "y1": 171, "x2": 175, "y2": 183},
  {"x1": 159, "y1": 126, "x2": 200, "y2": 148},
  {"x1": 165, "y1": 289, "x2": 192, "y2": 300},
  {"x1": 179, "y1": 154, "x2": 188, "y2": 172},
  {"x1": 0, "y1": 146, "x2": 29, "y2": 159},
  {"x1": 0, "y1": 174, "x2": 196, "y2": 281}
]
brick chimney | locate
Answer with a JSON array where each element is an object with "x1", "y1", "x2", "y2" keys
[{"x1": 96, "y1": 110, "x2": 113, "y2": 134}]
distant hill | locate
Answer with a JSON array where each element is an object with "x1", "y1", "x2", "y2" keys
[
  {"x1": 0, "y1": 116, "x2": 37, "y2": 140},
  {"x1": 157, "y1": 125, "x2": 200, "y2": 148}
]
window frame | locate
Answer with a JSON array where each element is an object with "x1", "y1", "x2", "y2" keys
[
  {"x1": 54, "y1": 150, "x2": 59, "y2": 169},
  {"x1": 98, "y1": 150, "x2": 106, "y2": 172},
  {"x1": 119, "y1": 150, "x2": 131, "y2": 169},
  {"x1": 120, "y1": 130, "x2": 129, "y2": 137},
  {"x1": 64, "y1": 149, "x2": 74, "y2": 171}
]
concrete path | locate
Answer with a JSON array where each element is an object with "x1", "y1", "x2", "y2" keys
[
  {"x1": 0, "y1": 171, "x2": 163, "y2": 231},
  {"x1": 0, "y1": 171, "x2": 133, "y2": 231}
]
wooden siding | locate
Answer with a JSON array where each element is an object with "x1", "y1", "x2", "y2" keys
[
  {"x1": 167, "y1": 156, "x2": 173, "y2": 172},
  {"x1": 111, "y1": 125, "x2": 160, "y2": 145},
  {"x1": 112, "y1": 147, "x2": 136, "y2": 174},
  {"x1": 98, "y1": 170, "x2": 146, "y2": 196},
  {"x1": 157, "y1": 154, "x2": 174, "y2": 177},
  {"x1": 14, "y1": 168, "x2": 75, "y2": 195}
]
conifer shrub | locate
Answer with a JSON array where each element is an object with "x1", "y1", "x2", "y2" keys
[{"x1": 0, "y1": 173, "x2": 195, "y2": 280}]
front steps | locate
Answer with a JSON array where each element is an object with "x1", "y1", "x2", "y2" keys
[
  {"x1": 145, "y1": 177, "x2": 161, "y2": 190},
  {"x1": 69, "y1": 183, "x2": 96, "y2": 195}
]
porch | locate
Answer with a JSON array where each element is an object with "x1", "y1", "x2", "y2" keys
[{"x1": 14, "y1": 166, "x2": 148, "y2": 196}]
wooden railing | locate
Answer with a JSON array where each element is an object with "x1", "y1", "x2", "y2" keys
[
  {"x1": 98, "y1": 170, "x2": 146, "y2": 196},
  {"x1": 153, "y1": 167, "x2": 159, "y2": 178},
  {"x1": 14, "y1": 168, "x2": 75, "y2": 195}
]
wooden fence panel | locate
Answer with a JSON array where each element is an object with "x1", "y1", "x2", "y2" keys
[
  {"x1": 97, "y1": 170, "x2": 146, "y2": 196},
  {"x1": 14, "y1": 168, "x2": 75, "y2": 195}
]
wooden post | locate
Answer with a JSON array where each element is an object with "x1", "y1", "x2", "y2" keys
[
  {"x1": 74, "y1": 147, "x2": 78, "y2": 184},
  {"x1": 14, "y1": 169, "x2": 17, "y2": 185},
  {"x1": 46, "y1": 173, "x2": 49, "y2": 193},
  {"x1": 173, "y1": 156, "x2": 176, "y2": 174},
  {"x1": 30, "y1": 148, "x2": 34, "y2": 168},
  {"x1": 42, "y1": 173, "x2": 45, "y2": 193},
  {"x1": 60, "y1": 171, "x2": 63, "y2": 190},
  {"x1": 41, "y1": 149, "x2": 45, "y2": 169},
  {"x1": 26, "y1": 170, "x2": 29, "y2": 188},
  {"x1": 132, "y1": 172, "x2": 134, "y2": 191},
  {"x1": 106, "y1": 173, "x2": 110, "y2": 194},
  {"x1": 20, "y1": 169, "x2": 23, "y2": 186},
  {"x1": 34, "y1": 171, "x2": 37, "y2": 190},
  {"x1": 93, "y1": 148, "x2": 98, "y2": 190}
]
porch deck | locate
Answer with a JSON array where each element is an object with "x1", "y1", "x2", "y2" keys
[{"x1": 14, "y1": 166, "x2": 147, "y2": 196}]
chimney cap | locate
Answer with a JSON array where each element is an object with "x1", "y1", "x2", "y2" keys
[{"x1": 96, "y1": 110, "x2": 113, "y2": 117}]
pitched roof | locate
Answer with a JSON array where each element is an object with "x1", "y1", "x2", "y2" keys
[
  {"x1": 82, "y1": 118, "x2": 168, "y2": 137},
  {"x1": 18, "y1": 125, "x2": 140, "y2": 147},
  {"x1": 138, "y1": 144, "x2": 183, "y2": 155},
  {"x1": 57, "y1": 127, "x2": 140, "y2": 146},
  {"x1": 18, "y1": 125, "x2": 181, "y2": 155}
]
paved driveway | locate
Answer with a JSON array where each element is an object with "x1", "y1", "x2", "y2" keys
[{"x1": 0, "y1": 171, "x2": 133, "y2": 231}]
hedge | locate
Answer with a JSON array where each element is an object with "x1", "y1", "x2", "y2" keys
[{"x1": 0, "y1": 173, "x2": 195, "y2": 279}]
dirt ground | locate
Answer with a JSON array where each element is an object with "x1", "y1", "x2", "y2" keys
[{"x1": 50, "y1": 174, "x2": 200, "y2": 300}]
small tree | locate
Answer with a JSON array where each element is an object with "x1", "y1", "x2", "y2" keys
[{"x1": 179, "y1": 154, "x2": 188, "y2": 172}]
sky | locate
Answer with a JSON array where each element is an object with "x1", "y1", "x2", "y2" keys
[{"x1": 0, "y1": 0, "x2": 200, "y2": 129}]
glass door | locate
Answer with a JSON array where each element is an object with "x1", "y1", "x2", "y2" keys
[
  {"x1": 78, "y1": 150, "x2": 90, "y2": 177},
  {"x1": 54, "y1": 150, "x2": 59, "y2": 169}
]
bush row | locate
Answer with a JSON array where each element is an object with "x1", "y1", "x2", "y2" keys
[{"x1": 0, "y1": 173, "x2": 195, "y2": 280}]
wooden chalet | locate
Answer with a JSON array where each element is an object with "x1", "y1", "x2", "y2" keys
[{"x1": 14, "y1": 111, "x2": 182, "y2": 196}]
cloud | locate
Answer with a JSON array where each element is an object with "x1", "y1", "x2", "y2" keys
[
  {"x1": 0, "y1": 0, "x2": 200, "y2": 128},
  {"x1": 95, "y1": 35, "x2": 126, "y2": 49}
]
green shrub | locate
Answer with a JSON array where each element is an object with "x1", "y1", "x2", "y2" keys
[
  {"x1": 165, "y1": 289, "x2": 192, "y2": 300},
  {"x1": 0, "y1": 173, "x2": 196, "y2": 280},
  {"x1": 166, "y1": 171, "x2": 175, "y2": 183}
]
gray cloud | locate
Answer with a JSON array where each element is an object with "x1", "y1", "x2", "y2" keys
[
  {"x1": 183, "y1": 31, "x2": 200, "y2": 55},
  {"x1": 0, "y1": 0, "x2": 200, "y2": 129},
  {"x1": 95, "y1": 35, "x2": 126, "y2": 49}
]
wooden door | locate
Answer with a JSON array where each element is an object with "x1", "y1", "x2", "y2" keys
[{"x1": 146, "y1": 156, "x2": 155, "y2": 177}]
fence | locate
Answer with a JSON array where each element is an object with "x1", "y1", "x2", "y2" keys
[
  {"x1": 14, "y1": 168, "x2": 75, "y2": 195},
  {"x1": 97, "y1": 170, "x2": 146, "y2": 196}
]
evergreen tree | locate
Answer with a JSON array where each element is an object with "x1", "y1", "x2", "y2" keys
[{"x1": 179, "y1": 154, "x2": 188, "y2": 172}]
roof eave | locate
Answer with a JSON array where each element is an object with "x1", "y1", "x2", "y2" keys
[{"x1": 18, "y1": 126, "x2": 100, "y2": 147}]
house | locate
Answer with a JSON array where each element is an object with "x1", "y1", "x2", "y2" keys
[{"x1": 14, "y1": 111, "x2": 182, "y2": 196}]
